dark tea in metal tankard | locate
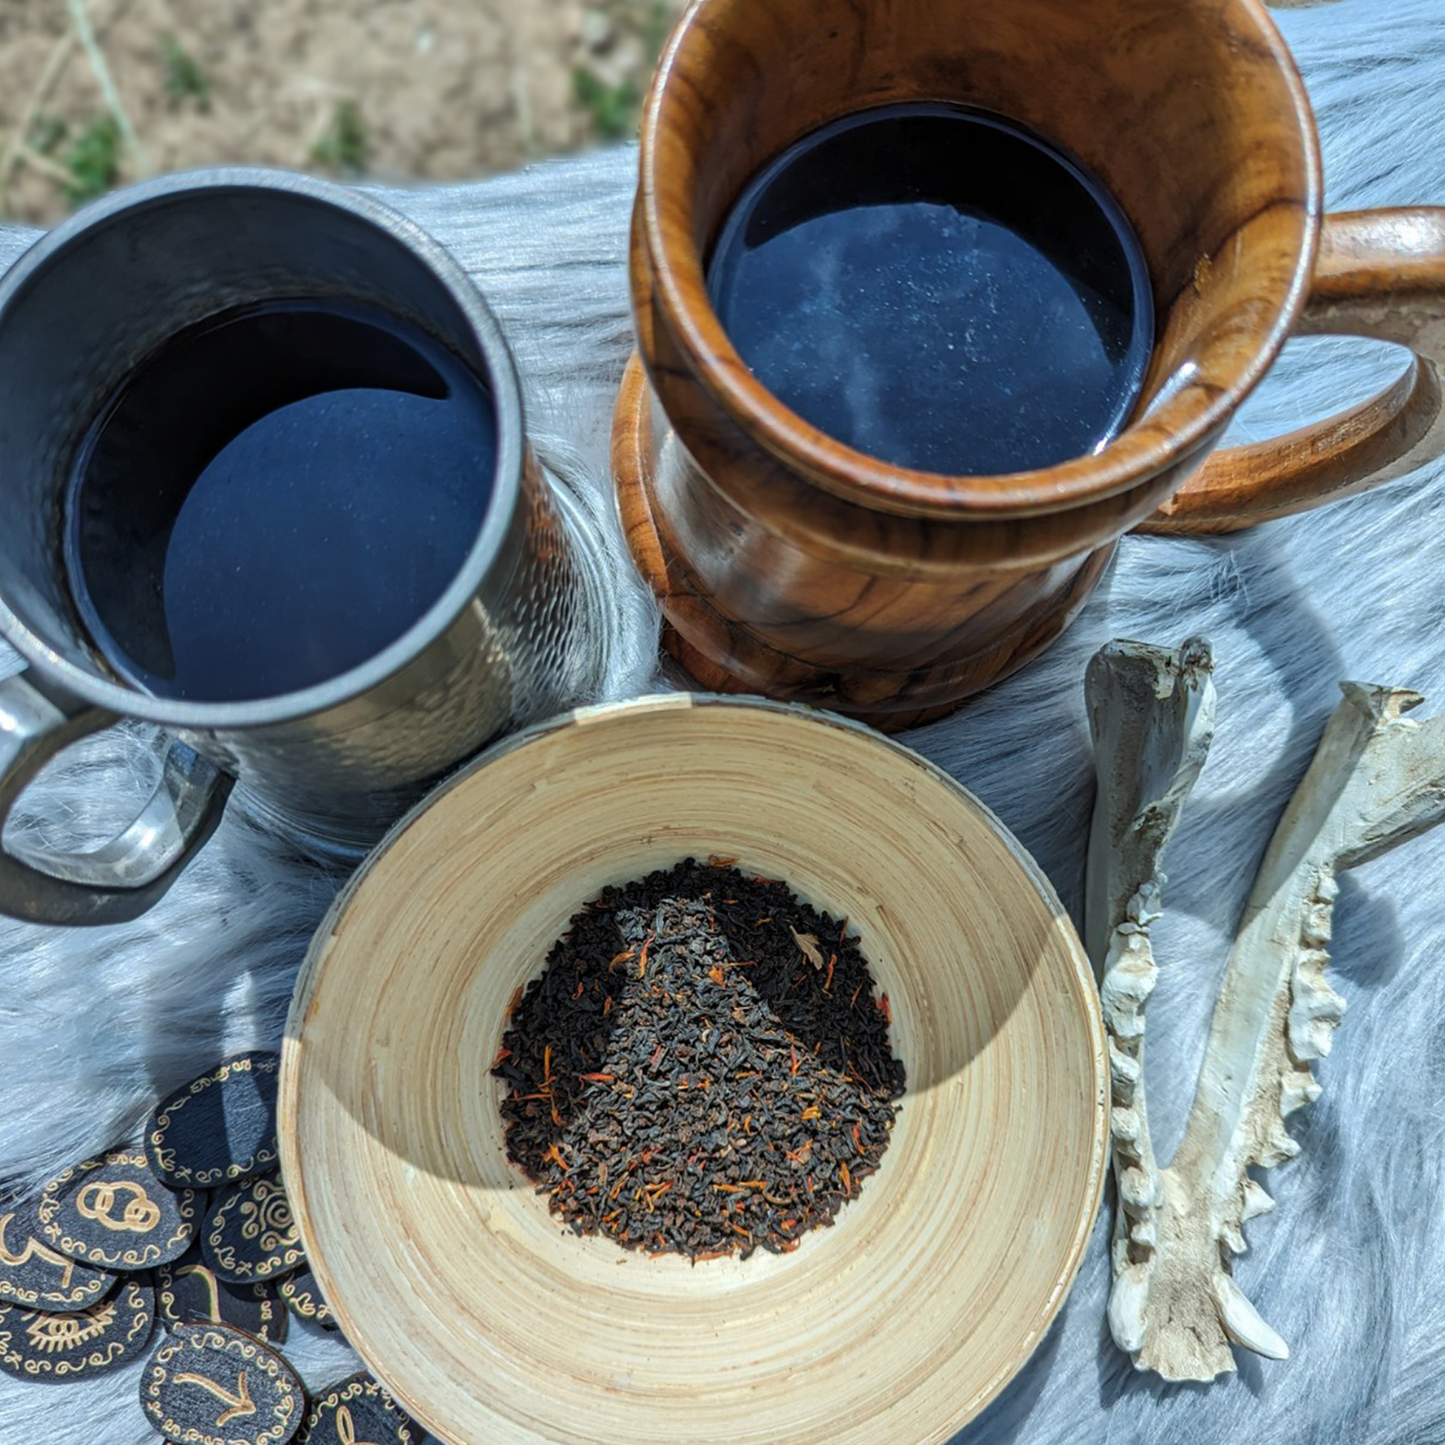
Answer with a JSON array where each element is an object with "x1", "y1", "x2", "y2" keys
[{"x1": 0, "y1": 170, "x2": 607, "y2": 926}]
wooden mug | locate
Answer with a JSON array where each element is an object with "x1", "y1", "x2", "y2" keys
[{"x1": 614, "y1": 0, "x2": 1445, "y2": 729}]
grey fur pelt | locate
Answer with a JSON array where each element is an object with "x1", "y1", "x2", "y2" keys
[{"x1": 3, "y1": 0, "x2": 1445, "y2": 1439}]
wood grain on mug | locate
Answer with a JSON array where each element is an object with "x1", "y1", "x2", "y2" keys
[
  {"x1": 1145, "y1": 208, "x2": 1445, "y2": 533},
  {"x1": 618, "y1": 0, "x2": 1445, "y2": 721}
]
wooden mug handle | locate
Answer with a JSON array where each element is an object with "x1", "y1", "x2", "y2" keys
[{"x1": 1143, "y1": 209, "x2": 1445, "y2": 535}]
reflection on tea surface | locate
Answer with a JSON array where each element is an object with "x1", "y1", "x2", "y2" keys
[
  {"x1": 707, "y1": 104, "x2": 1154, "y2": 476},
  {"x1": 68, "y1": 301, "x2": 497, "y2": 703}
]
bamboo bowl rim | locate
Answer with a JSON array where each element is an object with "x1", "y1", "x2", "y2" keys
[{"x1": 280, "y1": 694, "x2": 1109, "y2": 1445}]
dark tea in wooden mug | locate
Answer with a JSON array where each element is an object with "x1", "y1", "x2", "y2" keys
[
  {"x1": 706, "y1": 104, "x2": 1154, "y2": 476},
  {"x1": 617, "y1": 0, "x2": 1445, "y2": 729}
]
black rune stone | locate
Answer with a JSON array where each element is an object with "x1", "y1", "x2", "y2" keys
[
  {"x1": 0, "y1": 1192, "x2": 115, "y2": 1312},
  {"x1": 296, "y1": 1371, "x2": 418, "y2": 1444},
  {"x1": 0, "y1": 1276, "x2": 154, "y2": 1384},
  {"x1": 156, "y1": 1240, "x2": 288, "y2": 1344},
  {"x1": 278, "y1": 1264, "x2": 339, "y2": 1332},
  {"x1": 202, "y1": 1173, "x2": 305, "y2": 1284},
  {"x1": 36, "y1": 1150, "x2": 199, "y2": 1271},
  {"x1": 146, "y1": 1053, "x2": 281, "y2": 1190},
  {"x1": 141, "y1": 1321, "x2": 304, "y2": 1445}
]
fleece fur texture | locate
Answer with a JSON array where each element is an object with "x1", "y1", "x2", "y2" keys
[{"x1": 3, "y1": 0, "x2": 1445, "y2": 1438}]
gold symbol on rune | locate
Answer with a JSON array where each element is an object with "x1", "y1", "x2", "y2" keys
[
  {"x1": 175, "y1": 1264, "x2": 223, "y2": 1322},
  {"x1": 0, "y1": 1213, "x2": 76, "y2": 1287},
  {"x1": 75, "y1": 1181, "x2": 162, "y2": 1234},
  {"x1": 337, "y1": 1404, "x2": 383, "y2": 1445},
  {"x1": 238, "y1": 1183, "x2": 295, "y2": 1252},
  {"x1": 175, "y1": 1368, "x2": 256, "y2": 1427},
  {"x1": 25, "y1": 1301, "x2": 115, "y2": 1354}
]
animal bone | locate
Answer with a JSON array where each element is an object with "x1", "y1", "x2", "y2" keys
[
  {"x1": 1084, "y1": 638, "x2": 1216, "y2": 1367},
  {"x1": 1086, "y1": 644, "x2": 1445, "y2": 1382}
]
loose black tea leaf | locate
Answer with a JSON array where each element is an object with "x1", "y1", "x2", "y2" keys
[{"x1": 494, "y1": 859, "x2": 905, "y2": 1260}]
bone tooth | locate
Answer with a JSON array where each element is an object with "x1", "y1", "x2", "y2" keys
[
  {"x1": 1291, "y1": 947, "x2": 1331, "y2": 983},
  {"x1": 1222, "y1": 1221, "x2": 1247, "y2": 1256},
  {"x1": 1108, "y1": 1271, "x2": 1150, "y2": 1355},
  {"x1": 1303, "y1": 1021, "x2": 1340, "y2": 1061},
  {"x1": 1125, "y1": 881, "x2": 1164, "y2": 929},
  {"x1": 1277, "y1": 1129, "x2": 1303, "y2": 1160},
  {"x1": 1108, "y1": 1044, "x2": 1141, "y2": 1088},
  {"x1": 1298, "y1": 976, "x2": 1346, "y2": 1017},
  {"x1": 1259, "y1": 1126, "x2": 1302, "y2": 1167},
  {"x1": 1289, "y1": 969, "x2": 1345, "y2": 1010},
  {"x1": 1115, "y1": 923, "x2": 1151, "y2": 975},
  {"x1": 1104, "y1": 1001, "x2": 1148, "y2": 1041},
  {"x1": 1299, "y1": 902, "x2": 1333, "y2": 950},
  {"x1": 1111, "y1": 1107, "x2": 1141, "y2": 1146},
  {"x1": 1241, "y1": 1180, "x2": 1276, "y2": 1221},
  {"x1": 1280, "y1": 1075, "x2": 1323, "y2": 1116},
  {"x1": 1102, "y1": 942, "x2": 1157, "y2": 996},
  {"x1": 1288, "y1": 980, "x2": 1347, "y2": 1060},
  {"x1": 1119, "y1": 1166, "x2": 1160, "y2": 1211},
  {"x1": 1212, "y1": 1274, "x2": 1290, "y2": 1360},
  {"x1": 1102, "y1": 958, "x2": 1156, "y2": 1038}
]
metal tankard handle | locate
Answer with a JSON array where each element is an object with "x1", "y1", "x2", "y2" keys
[{"x1": 0, "y1": 669, "x2": 232, "y2": 926}]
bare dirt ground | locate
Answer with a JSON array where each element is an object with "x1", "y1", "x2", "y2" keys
[{"x1": 0, "y1": 0, "x2": 686, "y2": 224}]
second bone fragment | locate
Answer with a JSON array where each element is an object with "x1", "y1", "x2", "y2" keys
[{"x1": 1086, "y1": 638, "x2": 1445, "y2": 1382}]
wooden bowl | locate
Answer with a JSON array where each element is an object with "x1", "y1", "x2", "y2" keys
[{"x1": 281, "y1": 695, "x2": 1108, "y2": 1445}]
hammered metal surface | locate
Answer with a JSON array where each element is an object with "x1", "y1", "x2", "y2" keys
[
  {"x1": 0, "y1": 174, "x2": 613, "y2": 866},
  {"x1": 210, "y1": 449, "x2": 605, "y2": 850}
]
